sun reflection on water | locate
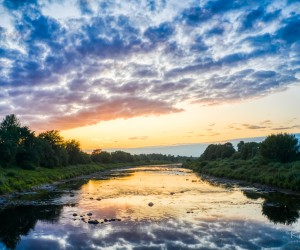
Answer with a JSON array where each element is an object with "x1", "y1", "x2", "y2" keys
[
  {"x1": 1, "y1": 165, "x2": 300, "y2": 249},
  {"x1": 75, "y1": 166, "x2": 267, "y2": 223}
]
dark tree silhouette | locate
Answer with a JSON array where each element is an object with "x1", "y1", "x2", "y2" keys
[{"x1": 260, "y1": 133, "x2": 299, "y2": 162}]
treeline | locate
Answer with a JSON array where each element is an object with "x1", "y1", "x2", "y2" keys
[
  {"x1": 0, "y1": 114, "x2": 189, "y2": 170},
  {"x1": 198, "y1": 133, "x2": 300, "y2": 163},
  {"x1": 91, "y1": 149, "x2": 188, "y2": 164},
  {"x1": 185, "y1": 133, "x2": 300, "y2": 191}
]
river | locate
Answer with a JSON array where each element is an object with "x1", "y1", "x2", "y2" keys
[{"x1": 0, "y1": 165, "x2": 300, "y2": 249}]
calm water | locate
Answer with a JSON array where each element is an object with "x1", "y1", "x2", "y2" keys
[{"x1": 1, "y1": 165, "x2": 300, "y2": 250}]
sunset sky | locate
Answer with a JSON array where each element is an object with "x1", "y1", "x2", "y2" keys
[{"x1": 0, "y1": 0, "x2": 299, "y2": 152}]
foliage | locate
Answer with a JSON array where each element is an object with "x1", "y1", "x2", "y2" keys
[
  {"x1": 185, "y1": 133, "x2": 300, "y2": 191},
  {"x1": 200, "y1": 142, "x2": 235, "y2": 160},
  {"x1": 184, "y1": 157, "x2": 300, "y2": 191},
  {"x1": 260, "y1": 133, "x2": 299, "y2": 163},
  {"x1": 0, "y1": 163, "x2": 132, "y2": 194},
  {"x1": 236, "y1": 141, "x2": 260, "y2": 160},
  {"x1": 91, "y1": 150, "x2": 112, "y2": 163},
  {"x1": 91, "y1": 150, "x2": 192, "y2": 164},
  {"x1": 0, "y1": 114, "x2": 193, "y2": 195}
]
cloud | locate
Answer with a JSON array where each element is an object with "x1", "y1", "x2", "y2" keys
[
  {"x1": 0, "y1": 0, "x2": 299, "y2": 130},
  {"x1": 30, "y1": 97, "x2": 183, "y2": 131},
  {"x1": 228, "y1": 120, "x2": 299, "y2": 132},
  {"x1": 128, "y1": 136, "x2": 148, "y2": 140},
  {"x1": 243, "y1": 124, "x2": 267, "y2": 130},
  {"x1": 272, "y1": 125, "x2": 300, "y2": 131}
]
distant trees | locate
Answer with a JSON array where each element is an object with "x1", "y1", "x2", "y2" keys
[
  {"x1": 91, "y1": 150, "x2": 187, "y2": 164},
  {"x1": 65, "y1": 139, "x2": 91, "y2": 165},
  {"x1": 0, "y1": 114, "x2": 189, "y2": 169},
  {"x1": 199, "y1": 133, "x2": 299, "y2": 163},
  {"x1": 200, "y1": 142, "x2": 235, "y2": 160},
  {"x1": 237, "y1": 141, "x2": 260, "y2": 160},
  {"x1": 91, "y1": 149, "x2": 111, "y2": 163},
  {"x1": 260, "y1": 133, "x2": 299, "y2": 163}
]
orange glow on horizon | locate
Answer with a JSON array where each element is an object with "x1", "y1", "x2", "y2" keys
[{"x1": 61, "y1": 85, "x2": 300, "y2": 150}]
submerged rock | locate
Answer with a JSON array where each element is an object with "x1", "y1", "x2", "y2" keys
[
  {"x1": 170, "y1": 192, "x2": 175, "y2": 195},
  {"x1": 148, "y1": 202, "x2": 154, "y2": 207},
  {"x1": 73, "y1": 213, "x2": 77, "y2": 216},
  {"x1": 87, "y1": 212, "x2": 93, "y2": 216}
]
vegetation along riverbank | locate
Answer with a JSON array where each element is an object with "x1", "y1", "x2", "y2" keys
[
  {"x1": 0, "y1": 114, "x2": 190, "y2": 194},
  {"x1": 184, "y1": 133, "x2": 300, "y2": 191}
]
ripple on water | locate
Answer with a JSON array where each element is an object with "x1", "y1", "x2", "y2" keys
[{"x1": 1, "y1": 165, "x2": 300, "y2": 249}]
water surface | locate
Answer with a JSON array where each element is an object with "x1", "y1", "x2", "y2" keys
[{"x1": 1, "y1": 165, "x2": 300, "y2": 249}]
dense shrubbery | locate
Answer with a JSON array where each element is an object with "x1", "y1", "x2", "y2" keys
[
  {"x1": 185, "y1": 133, "x2": 300, "y2": 191},
  {"x1": 0, "y1": 114, "x2": 190, "y2": 170}
]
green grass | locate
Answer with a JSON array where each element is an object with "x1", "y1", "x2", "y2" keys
[
  {"x1": 0, "y1": 161, "x2": 172, "y2": 194},
  {"x1": 183, "y1": 158, "x2": 300, "y2": 191}
]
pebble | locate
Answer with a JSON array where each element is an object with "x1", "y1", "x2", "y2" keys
[{"x1": 148, "y1": 202, "x2": 154, "y2": 207}]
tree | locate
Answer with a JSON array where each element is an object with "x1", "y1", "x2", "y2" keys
[
  {"x1": 0, "y1": 114, "x2": 35, "y2": 168},
  {"x1": 260, "y1": 133, "x2": 299, "y2": 163},
  {"x1": 111, "y1": 151, "x2": 134, "y2": 163},
  {"x1": 65, "y1": 139, "x2": 81, "y2": 165},
  {"x1": 15, "y1": 126, "x2": 39, "y2": 169},
  {"x1": 200, "y1": 143, "x2": 236, "y2": 160},
  {"x1": 38, "y1": 130, "x2": 68, "y2": 167},
  {"x1": 238, "y1": 142, "x2": 260, "y2": 160},
  {"x1": 237, "y1": 141, "x2": 245, "y2": 152},
  {"x1": 91, "y1": 150, "x2": 111, "y2": 163},
  {"x1": 38, "y1": 130, "x2": 64, "y2": 148}
]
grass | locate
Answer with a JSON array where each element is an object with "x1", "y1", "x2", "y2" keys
[
  {"x1": 0, "y1": 161, "x2": 173, "y2": 194},
  {"x1": 183, "y1": 157, "x2": 300, "y2": 191}
]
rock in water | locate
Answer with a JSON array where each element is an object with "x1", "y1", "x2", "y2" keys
[
  {"x1": 88, "y1": 220, "x2": 99, "y2": 225},
  {"x1": 148, "y1": 202, "x2": 154, "y2": 207}
]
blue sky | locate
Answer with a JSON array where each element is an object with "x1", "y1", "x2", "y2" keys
[{"x1": 0, "y1": 0, "x2": 300, "y2": 151}]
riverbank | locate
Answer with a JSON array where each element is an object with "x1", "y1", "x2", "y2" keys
[
  {"x1": 184, "y1": 158, "x2": 300, "y2": 192},
  {"x1": 0, "y1": 161, "x2": 177, "y2": 194}
]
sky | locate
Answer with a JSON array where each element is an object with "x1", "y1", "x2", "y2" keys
[{"x1": 0, "y1": 0, "x2": 300, "y2": 154}]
